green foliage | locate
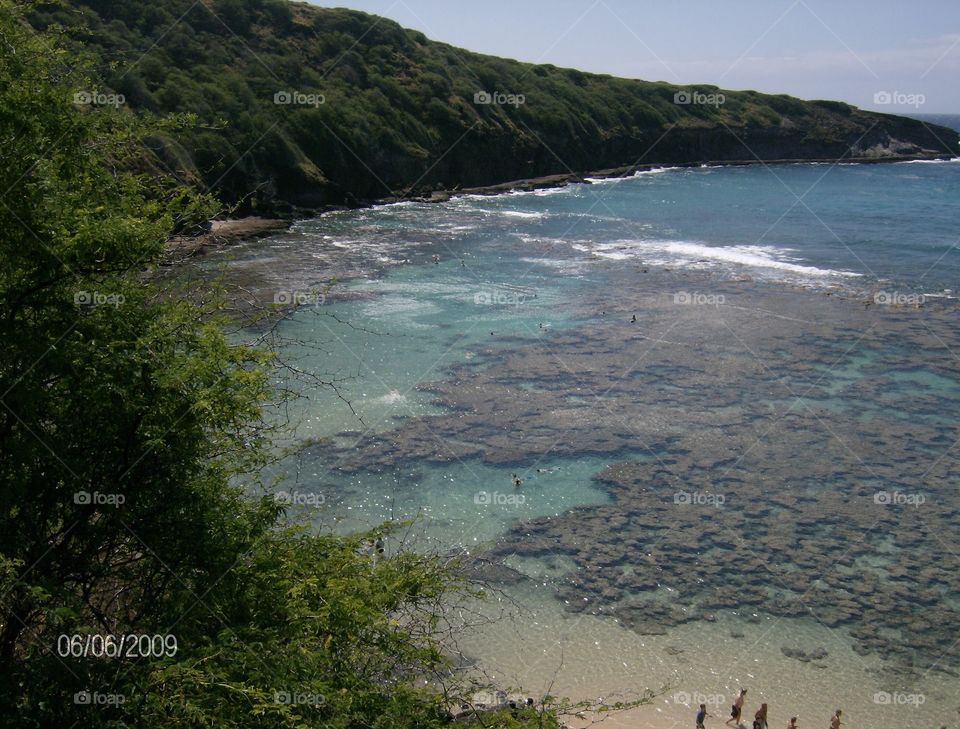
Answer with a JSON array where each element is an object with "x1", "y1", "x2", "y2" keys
[
  {"x1": 24, "y1": 0, "x2": 943, "y2": 214},
  {"x1": 0, "y1": 5, "x2": 551, "y2": 727}
]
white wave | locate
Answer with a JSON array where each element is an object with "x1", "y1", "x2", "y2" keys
[
  {"x1": 633, "y1": 166, "x2": 682, "y2": 176},
  {"x1": 514, "y1": 185, "x2": 571, "y2": 196},
  {"x1": 585, "y1": 239, "x2": 861, "y2": 278},
  {"x1": 895, "y1": 157, "x2": 960, "y2": 164},
  {"x1": 530, "y1": 186, "x2": 573, "y2": 196},
  {"x1": 500, "y1": 210, "x2": 545, "y2": 219},
  {"x1": 372, "y1": 390, "x2": 408, "y2": 405},
  {"x1": 584, "y1": 167, "x2": 682, "y2": 183}
]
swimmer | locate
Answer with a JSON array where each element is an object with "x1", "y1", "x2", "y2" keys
[
  {"x1": 696, "y1": 703, "x2": 710, "y2": 729},
  {"x1": 726, "y1": 689, "x2": 747, "y2": 728},
  {"x1": 829, "y1": 710, "x2": 841, "y2": 729},
  {"x1": 753, "y1": 703, "x2": 767, "y2": 729}
]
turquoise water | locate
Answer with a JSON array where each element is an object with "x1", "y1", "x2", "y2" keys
[{"x1": 217, "y1": 159, "x2": 960, "y2": 729}]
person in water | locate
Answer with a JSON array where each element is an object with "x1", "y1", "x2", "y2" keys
[
  {"x1": 726, "y1": 689, "x2": 747, "y2": 727},
  {"x1": 512, "y1": 473, "x2": 522, "y2": 488},
  {"x1": 696, "y1": 703, "x2": 709, "y2": 729},
  {"x1": 829, "y1": 709, "x2": 841, "y2": 729},
  {"x1": 753, "y1": 703, "x2": 768, "y2": 729}
]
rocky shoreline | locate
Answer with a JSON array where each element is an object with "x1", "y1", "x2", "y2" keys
[{"x1": 163, "y1": 152, "x2": 955, "y2": 262}]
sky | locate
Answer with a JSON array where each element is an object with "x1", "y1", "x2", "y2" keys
[{"x1": 307, "y1": 0, "x2": 960, "y2": 113}]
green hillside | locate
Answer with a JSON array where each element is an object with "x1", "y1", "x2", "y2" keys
[{"x1": 29, "y1": 0, "x2": 958, "y2": 214}]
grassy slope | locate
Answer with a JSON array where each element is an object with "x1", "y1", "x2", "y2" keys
[{"x1": 31, "y1": 0, "x2": 959, "y2": 213}]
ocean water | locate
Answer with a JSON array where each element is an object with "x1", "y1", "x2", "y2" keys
[{"x1": 212, "y1": 159, "x2": 960, "y2": 729}]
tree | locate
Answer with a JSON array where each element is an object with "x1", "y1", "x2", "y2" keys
[{"x1": 0, "y1": 5, "x2": 510, "y2": 727}]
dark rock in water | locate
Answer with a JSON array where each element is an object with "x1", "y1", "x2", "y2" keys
[
  {"x1": 319, "y1": 262, "x2": 960, "y2": 673},
  {"x1": 455, "y1": 557, "x2": 525, "y2": 585},
  {"x1": 782, "y1": 646, "x2": 829, "y2": 663}
]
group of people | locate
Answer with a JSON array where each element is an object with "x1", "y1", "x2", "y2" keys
[{"x1": 695, "y1": 689, "x2": 842, "y2": 729}]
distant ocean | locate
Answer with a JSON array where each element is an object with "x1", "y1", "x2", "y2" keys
[
  {"x1": 906, "y1": 112, "x2": 960, "y2": 132},
  {"x1": 217, "y1": 156, "x2": 960, "y2": 729}
]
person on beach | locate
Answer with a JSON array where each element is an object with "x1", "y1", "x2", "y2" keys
[
  {"x1": 829, "y1": 709, "x2": 841, "y2": 729},
  {"x1": 787, "y1": 717, "x2": 798, "y2": 729},
  {"x1": 726, "y1": 689, "x2": 747, "y2": 727},
  {"x1": 697, "y1": 703, "x2": 709, "y2": 729},
  {"x1": 753, "y1": 703, "x2": 768, "y2": 729}
]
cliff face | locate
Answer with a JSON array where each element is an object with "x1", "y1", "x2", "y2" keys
[{"x1": 33, "y1": 0, "x2": 958, "y2": 213}]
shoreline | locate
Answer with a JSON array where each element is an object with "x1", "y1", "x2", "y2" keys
[
  {"x1": 401, "y1": 151, "x2": 957, "y2": 204},
  {"x1": 162, "y1": 152, "x2": 956, "y2": 261}
]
